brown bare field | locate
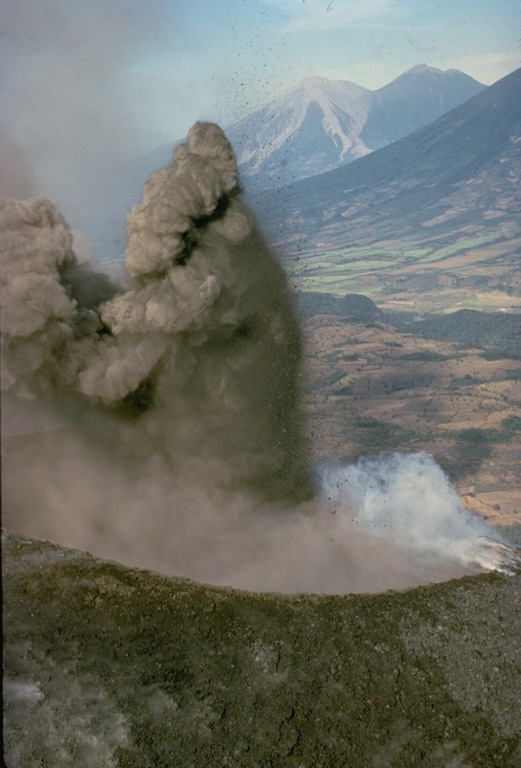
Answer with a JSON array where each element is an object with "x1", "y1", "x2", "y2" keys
[{"x1": 301, "y1": 315, "x2": 521, "y2": 542}]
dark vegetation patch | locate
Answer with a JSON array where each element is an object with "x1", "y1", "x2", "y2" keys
[
  {"x1": 480, "y1": 349, "x2": 521, "y2": 361},
  {"x1": 399, "y1": 350, "x2": 449, "y2": 362},
  {"x1": 324, "y1": 351, "x2": 360, "y2": 363},
  {"x1": 394, "y1": 309, "x2": 521, "y2": 358},
  {"x1": 352, "y1": 416, "x2": 416, "y2": 450},
  {"x1": 503, "y1": 368, "x2": 521, "y2": 380},
  {"x1": 307, "y1": 370, "x2": 347, "y2": 391},
  {"x1": 335, "y1": 385, "x2": 354, "y2": 396},
  {"x1": 298, "y1": 292, "x2": 381, "y2": 321},
  {"x1": 449, "y1": 374, "x2": 482, "y2": 390},
  {"x1": 452, "y1": 416, "x2": 521, "y2": 445},
  {"x1": 383, "y1": 377, "x2": 433, "y2": 394}
]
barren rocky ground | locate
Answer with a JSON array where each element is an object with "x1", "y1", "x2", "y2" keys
[{"x1": 3, "y1": 531, "x2": 521, "y2": 767}]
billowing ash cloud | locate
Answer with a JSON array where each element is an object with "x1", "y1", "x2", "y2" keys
[
  {"x1": 1, "y1": 123, "x2": 518, "y2": 593},
  {"x1": 1, "y1": 123, "x2": 312, "y2": 503}
]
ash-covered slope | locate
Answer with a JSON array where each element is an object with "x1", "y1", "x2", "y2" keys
[
  {"x1": 227, "y1": 75, "x2": 372, "y2": 189},
  {"x1": 254, "y1": 67, "x2": 521, "y2": 252},
  {"x1": 3, "y1": 530, "x2": 521, "y2": 767}
]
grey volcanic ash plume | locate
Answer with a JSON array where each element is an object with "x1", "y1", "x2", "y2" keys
[
  {"x1": 1, "y1": 123, "x2": 518, "y2": 593},
  {"x1": 1, "y1": 123, "x2": 312, "y2": 503}
]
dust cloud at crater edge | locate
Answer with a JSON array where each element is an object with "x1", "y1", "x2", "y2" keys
[{"x1": 1, "y1": 122, "x2": 518, "y2": 594}]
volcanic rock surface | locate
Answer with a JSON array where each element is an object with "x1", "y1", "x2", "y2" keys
[{"x1": 3, "y1": 530, "x2": 521, "y2": 767}]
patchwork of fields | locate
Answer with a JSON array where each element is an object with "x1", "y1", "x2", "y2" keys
[{"x1": 284, "y1": 228, "x2": 521, "y2": 314}]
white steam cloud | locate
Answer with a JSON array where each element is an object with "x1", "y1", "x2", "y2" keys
[{"x1": 1, "y1": 123, "x2": 517, "y2": 593}]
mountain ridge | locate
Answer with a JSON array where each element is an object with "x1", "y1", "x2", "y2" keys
[
  {"x1": 94, "y1": 64, "x2": 489, "y2": 267},
  {"x1": 252, "y1": 66, "x2": 521, "y2": 254},
  {"x1": 228, "y1": 64, "x2": 485, "y2": 190},
  {"x1": 129, "y1": 65, "x2": 485, "y2": 193},
  {"x1": 359, "y1": 65, "x2": 486, "y2": 150}
]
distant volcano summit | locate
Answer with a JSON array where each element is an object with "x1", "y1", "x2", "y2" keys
[
  {"x1": 227, "y1": 65, "x2": 485, "y2": 190},
  {"x1": 252, "y1": 66, "x2": 521, "y2": 253}
]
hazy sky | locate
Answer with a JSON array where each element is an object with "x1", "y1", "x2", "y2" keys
[{"x1": 1, "y1": 0, "x2": 520, "y2": 211}]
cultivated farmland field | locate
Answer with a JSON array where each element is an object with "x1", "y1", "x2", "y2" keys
[{"x1": 283, "y1": 229, "x2": 521, "y2": 314}]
